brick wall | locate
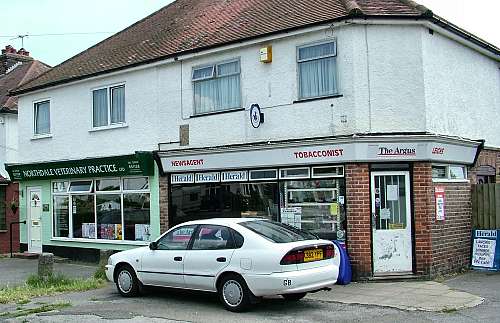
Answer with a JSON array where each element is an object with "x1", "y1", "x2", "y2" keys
[
  {"x1": 345, "y1": 163, "x2": 372, "y2": 279},
  {"x1": 159, "y1": 176, "x2": 169, "y2": 234},
  {"x1": 0, "y1": 183, "x2": 20, "y2": 254}
]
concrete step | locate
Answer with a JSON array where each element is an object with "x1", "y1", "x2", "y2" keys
[
  {"x1": 11, "y1": 252, "x2": 39, "y2": 259},
  {"x1": 367, "y1": 273, "x2": 426, "y2": 282}
]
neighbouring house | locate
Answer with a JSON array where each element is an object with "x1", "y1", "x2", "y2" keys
[
  {"x1": 0, "y1": 45, "x2": 50, "y2": 254},
  {"x1": 6, "y1": 0, "x2": 500, "y2": 278}
]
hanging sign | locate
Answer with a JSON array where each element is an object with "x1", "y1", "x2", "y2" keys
[
  {"x1": 249, "y1": 104, "x2": 264, "y2": 128},
  {"x1": 435, "y1": 186, "x2": 446, "y2": 221}
]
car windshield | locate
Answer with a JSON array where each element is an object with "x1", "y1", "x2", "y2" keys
[{"x1": 239, "y1": 220, "x2": 318, "y2": 243}]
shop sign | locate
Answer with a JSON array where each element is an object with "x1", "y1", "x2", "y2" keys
[
  {"x1": 5, "y1": 152, "x2": 154, "y2": 181},
  {"x1": 195, "y1": 172, "x2": 220, "y2": 183},
  {"x1": 221, "y1": 170, "x2": 248, "y2": 182},
  {"x1": 171, "y1": 173, "x2": 194, "y2": 184},
  {"x1": 435, "y1": 186, "x2": 446, "y2": 221}
]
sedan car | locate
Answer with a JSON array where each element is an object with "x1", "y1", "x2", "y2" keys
[{"x1": 105, "y1": 218, "x2": 340, "y2": 311}]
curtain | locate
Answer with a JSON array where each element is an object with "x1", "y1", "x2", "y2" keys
[
  {"x1": 93, "y1": 89, "x2": 108, "y2": 127},
  {"x1": 35, "y1": 101, "x2": 50, "y2": 134},
  {"x1": 299, "y1": 56, "x2": 336, "y2": 99},
  {"x1": 111, "y1": 86, "x2": 125, "y2": 123},
  {"x1": 194, "y1": 78, "x2": 218, "y2": 114}
]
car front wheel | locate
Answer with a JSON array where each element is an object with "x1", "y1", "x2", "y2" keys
[
  {"x1": 282, "y1": 292, "x2": 307, "y2": 301},
  {"x1": 218, "y1": 274, "x2": 252, "y2": 312},
  {"x1": 115, "y1": 265, "x2": 140, "y2": 297}
]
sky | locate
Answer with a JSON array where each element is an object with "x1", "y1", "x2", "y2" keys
[{"x1": 0, "y1": 0, "x2": 498, "y2": 67}]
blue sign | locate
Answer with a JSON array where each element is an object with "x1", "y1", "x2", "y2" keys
[{"x1": 471, "y1": 230, "x2": 500, "y2": 271}]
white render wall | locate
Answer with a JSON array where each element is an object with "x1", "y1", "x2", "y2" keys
[
  {"x1": 15, "y1": 23, "x2": 500, "y2": 164},
  {"x1": 0, "y1": 113, "x2": 18, "y2": 178},
  {"x1": 422, "y1": 30, "x2": 500, "y2": 147}
]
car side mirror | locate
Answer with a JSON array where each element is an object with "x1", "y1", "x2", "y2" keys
[{"x1": 149, "y1": 241, "x2": 158, "y2": 250}]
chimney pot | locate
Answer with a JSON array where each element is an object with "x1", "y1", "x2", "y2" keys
[{"x1": 17, "y1": 48, "x2": 30, "y2": 56}]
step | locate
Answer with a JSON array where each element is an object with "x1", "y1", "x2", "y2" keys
[
  {"x1": 367, "y1": 273, "x2": 426, "y2": 282},
  {"x1": 11, "y1": 252, "x2": 40, "y2": 259}
]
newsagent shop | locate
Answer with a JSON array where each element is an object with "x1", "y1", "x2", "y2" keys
[
  {"x1": 156, "y1": 134, "x2": 482, "y2": 278},
  {"x1": 5, "y1": 152, "x2": 160, "y2": 260}
]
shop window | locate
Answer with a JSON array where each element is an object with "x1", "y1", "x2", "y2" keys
[
  {"x1": 280, "y1": 179, "x2": 346, "y2": 240},
  {"x1": 192, "y1": 60, "x2": 241, "y2": 115},
  {"x1": 92, "y1": 84, "x2": 125, "y2": 128},
  {"x1": 312, "y1": 166, "x2": 344, "y2": 178},
  {"x1": 249, "y1": 169, "x2": 277, "y2": 181},
  {"x1": 432, "y1": 164, "x2": 467, "y2": 181},
  {"x1": 157, "y1": 225, "x2": 196, "y2": 250},
  {"x1": 170, "y1": 182, "x2": 279, "y2": 227},
  {"x1": 297, "y1": 41, "x2": 337, "y2": 100},
  {"x1": 279, "y1": 167, "x2": 310, "y2": 179},
  {"x1": 192, "y1": 225, "x2": 233, "y2": 250},
  {"x1": 0, "y1": 186, "x2": 6, "y2": 231},
  {"x1": 34, "y1": 100, "x2": 51, "y2": 135},
  {"x1": 52, "y1": 177, "x2": 151, "y2": 242}
]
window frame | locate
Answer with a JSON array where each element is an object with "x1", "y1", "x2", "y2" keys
[
  {"x1": 51, "y1": 176, "x2": 151, "y2": 244},
  {"x1": 91, "y1": 83, "x2": 126, "y2": 130},
  {"x1": 431, "y1": 164, "x2": 468, "y2": 182},
  {"x1": 33, "y1": 99, "x2": 51, "y2": 136},
  {"x1": 296, "y1": 40, "x2": 338, "y2": 100},
  {"x1": 191, "y1": 58, "x2": 242, "y2": 116}
]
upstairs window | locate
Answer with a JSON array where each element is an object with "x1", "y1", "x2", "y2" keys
[
  {"x1": 34, "y1": 100, "x2": 51, "y2": 135},
  {"x1": 192, "y1": 60, "x2": 241, "y2": 115},
  {"x1": 298, "y1": 41, "x2": 338, "y2": 99},
  {"x1": 93, "y1": 84, "x2": 125, "y2": 127}
]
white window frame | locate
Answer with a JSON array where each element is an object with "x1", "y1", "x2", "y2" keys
[
  {"x1": 279, "y1": 167, "x2": 311, "y2": 180},
  {"x1": 33, "y1": 99, "x2": 51, "y2": 137},
  {"x1": 297, "y1": 40, "x2": 338, "y2": 100},
  {"x1": 249, "y1": 169, "x2": 278, "y2": 181},
  {"x1": 51, "y1": 176, "x2": 151, "y2": 244},
  {"x1": 192, "y1": 58, "x2": 242, "y2": 115},
  {"x1": 432, "y1": 164, "x2": 468, "y2": 182},
  {"x1": 91, "y1": 83, "x2": 126, "y2": 130},
  {"x1": 312, "y1": 165, "x2": 344, "y2": 178}
]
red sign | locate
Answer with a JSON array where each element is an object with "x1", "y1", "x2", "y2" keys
[{"x1": 435, "y1": 186, "x2": 446, "y2": 221}]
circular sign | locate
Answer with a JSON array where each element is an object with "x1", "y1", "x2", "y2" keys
[{"x1": 250, "y1": 104, "x2": 262, "y2": 128}]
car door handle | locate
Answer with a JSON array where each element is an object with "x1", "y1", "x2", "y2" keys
[
  {"x1": 174, "y1": 256, "x2": 183, "y2": 262},
  {"x1": 216, "y1": 257, "x2": 226, "y2": 263}
]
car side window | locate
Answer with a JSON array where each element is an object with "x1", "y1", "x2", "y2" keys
[
  {"x1": 191, "y1": 225, "x2": 233, "y2": 250},
  {"x1": 157, "y1": 225, "x2": 196, "y2": 250},
  {"x1": 231, "y1": 229, "x2": 244, "y2": 248}
]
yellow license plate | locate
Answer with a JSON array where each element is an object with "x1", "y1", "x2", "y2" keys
[{"x1": 303, "y1": 249, "x2": 323, "y2": 262}]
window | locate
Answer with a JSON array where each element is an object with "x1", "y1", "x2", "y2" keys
[
  {"x1": 279, "y1": 167, "x2": 310, "y2": 179},
  {"x1": 0, "y1": 186, "x2": 6, "y2": 231},
  {"x1": 192, "y1": 60, "x2": 241, "y2": 114},
  {"x1": 239, "y1": 220, "x2": 317, "y2": 243},
  {"x1": 34, "y1": 100, "x2": 50, "y2": 135},
  {"x1": 192, "y1": 225, "x2": 233, "y2": 250},
  {"x1": 312, "y1": 166, "x2": 344, "y2": 178},
  {"x1": 249, "y1": 169, "x2": 278, "y2": 181},
  {"x1": 92, "y1": 85, "x2": 125, "y2": 127},
  {"x1": 432, "y1": 165, "x2": 467, "y2": 181},
  {"x1": 157, "y1": 225, "x2": 196, "y2": 250},
  {"x1": 298, "y1": 41, "x2": 337, "y2": 99},
  {"x1": 52, "y1": 176, "x2": 151, "y2": 241}
]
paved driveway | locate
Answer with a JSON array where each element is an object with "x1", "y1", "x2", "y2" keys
[{"x1": 0, "y1": 258, "x2": 97, "y2": 287}]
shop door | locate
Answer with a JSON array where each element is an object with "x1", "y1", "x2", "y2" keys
[
  {"x1": 27, "y1": 188, "x2": 43, "y2": 254},
  {"x1": 371, "y1": 171, "x2": 412, "y2": 274}
]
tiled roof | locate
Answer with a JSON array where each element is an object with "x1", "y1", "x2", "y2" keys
[
  {"x1": 11, "y1": 0, "x2": 490, "y2": 95},
  {"x1": 0, "y1": 60, "x2": 50, "y2": 112}
]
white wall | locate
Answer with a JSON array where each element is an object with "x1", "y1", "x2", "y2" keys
[
  {"x1": 15, "y1": 22, "x2": 499, "y2": 165},
  {"x1": 422, "y1": 30, "x2": 500, "y2": 147},
  {"x1": 0, "y1": 113, "x2": 18, "y2": 178}
]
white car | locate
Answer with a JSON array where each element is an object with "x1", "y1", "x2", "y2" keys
[{"x1": 105, "y1": 218, "x2": 340, "y2": 311}]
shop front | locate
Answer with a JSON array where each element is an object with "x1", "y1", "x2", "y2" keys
[
  {"x1": 156, "y1": 135, "x2": 481, "y2": 278},
  {"x1": 5, "y1": 152, "x2": 160, "y2": 261}
]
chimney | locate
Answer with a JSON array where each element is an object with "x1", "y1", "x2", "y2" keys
[{"x1": 0, "y1": 45, "x2": 33, "y2": 75}]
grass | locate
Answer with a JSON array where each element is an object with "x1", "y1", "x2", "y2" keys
[
  {"x1": 93, "y1": 265, "x2": 107, "y2": 280},
  {"x1": 0, "y1": 302, "x2": 71, "y2": 318},
  {"x1": 0, "y1": 273, "x2": 106, "y2": 304}
]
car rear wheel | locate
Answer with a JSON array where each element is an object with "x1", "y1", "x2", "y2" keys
[
  {"x1": 218, "y1": 274, "x2": 252, "y2": 312},
  {"x1": 282, "y1": 292, "x2": 307, "y2": 301},
  {"x1": 115, "y1": 265, "x2": 140, "y2": 297}
]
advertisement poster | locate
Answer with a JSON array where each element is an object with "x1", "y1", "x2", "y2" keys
[
  {"x1": 135, "y1": 224, "x2": 151, "y2": 241},
  {"x1": 281, "y1": 207, "x2": 302, "y2": 229},
  {"x1": 471, "y1": 230, "x2": 500, "y2": 271},
  {"x1": 435, "y1": 186, "x2": 446, "y2": 221}
]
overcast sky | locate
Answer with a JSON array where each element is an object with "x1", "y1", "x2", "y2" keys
[{"x1": 0, "y1": 0, "x2": 498, "y2": 67}]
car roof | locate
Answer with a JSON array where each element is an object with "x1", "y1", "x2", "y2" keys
[{"x1": 176, "y1": 218, "x2": 263, "y2": 227}]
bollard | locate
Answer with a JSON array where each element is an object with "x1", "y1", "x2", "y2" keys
[{"x1": 38, "y1": 253, "x2": 54, "y2": 279}]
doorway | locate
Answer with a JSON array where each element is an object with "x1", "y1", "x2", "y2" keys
[
  {"x1": 27, "y1": 187, "x2": 43, "y2": 253},
  {"x1": 371, "y1": 171, "x2": 413, "y2": 274}
]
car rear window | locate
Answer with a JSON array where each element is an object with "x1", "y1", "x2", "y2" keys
[{"x1": 239, "y1": 220, "x2": 317, "y2": 243}]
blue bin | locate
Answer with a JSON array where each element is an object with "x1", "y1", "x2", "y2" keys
[{"x1": 333, "y1": 240, "x2": 352, "y2": 285}]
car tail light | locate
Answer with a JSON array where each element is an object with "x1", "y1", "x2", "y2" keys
[
  {"x1": 280, "y1": 244, "x2": 334, "y2": 265},
  {"x1": 324, "y1": 244, "x2": 335, "y2": 259},
  {"x1": 280, "y1": 250, "x2": 305, "y2": 265}
]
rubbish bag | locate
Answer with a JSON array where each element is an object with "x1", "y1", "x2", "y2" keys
[{"x1": 333, "y1": 240, "x2": 352, "y2": 285}]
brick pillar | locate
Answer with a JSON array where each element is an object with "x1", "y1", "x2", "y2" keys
[
  {"x1": 412, "y1": 163, "x2": 433, "y2": 276},
  {"x1": 159, "y1": 176, "x2": 169, "y2": 234},
  {"x1": 345, "y1": 163, "x2": 372, "y2": 279}
]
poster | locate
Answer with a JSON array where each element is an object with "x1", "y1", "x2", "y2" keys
[
  {"x1": 329, "y1": 203, "x2": 339, "y2": 216},
  {"x1": 135, "y1": 224, "x2": 151, "y2": 241},
  {"x1": 82, "y1": 223, "x2": 95, "y2": 239},
  {"x1": 435, "y1": 186, "x2": 446, "y2": 221},
  {"x1": 380, "y1": 208, "x2": 391, "y2": 220},
  {"x1": 386, "y1": 185, "x2": 399, "y2": 201},
  {"x1": 281, "y1": 207, "x2": 302, "y2": 229},
  {"x1": 472, "y1": 238, "x2": 496, "y2": 268}
]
